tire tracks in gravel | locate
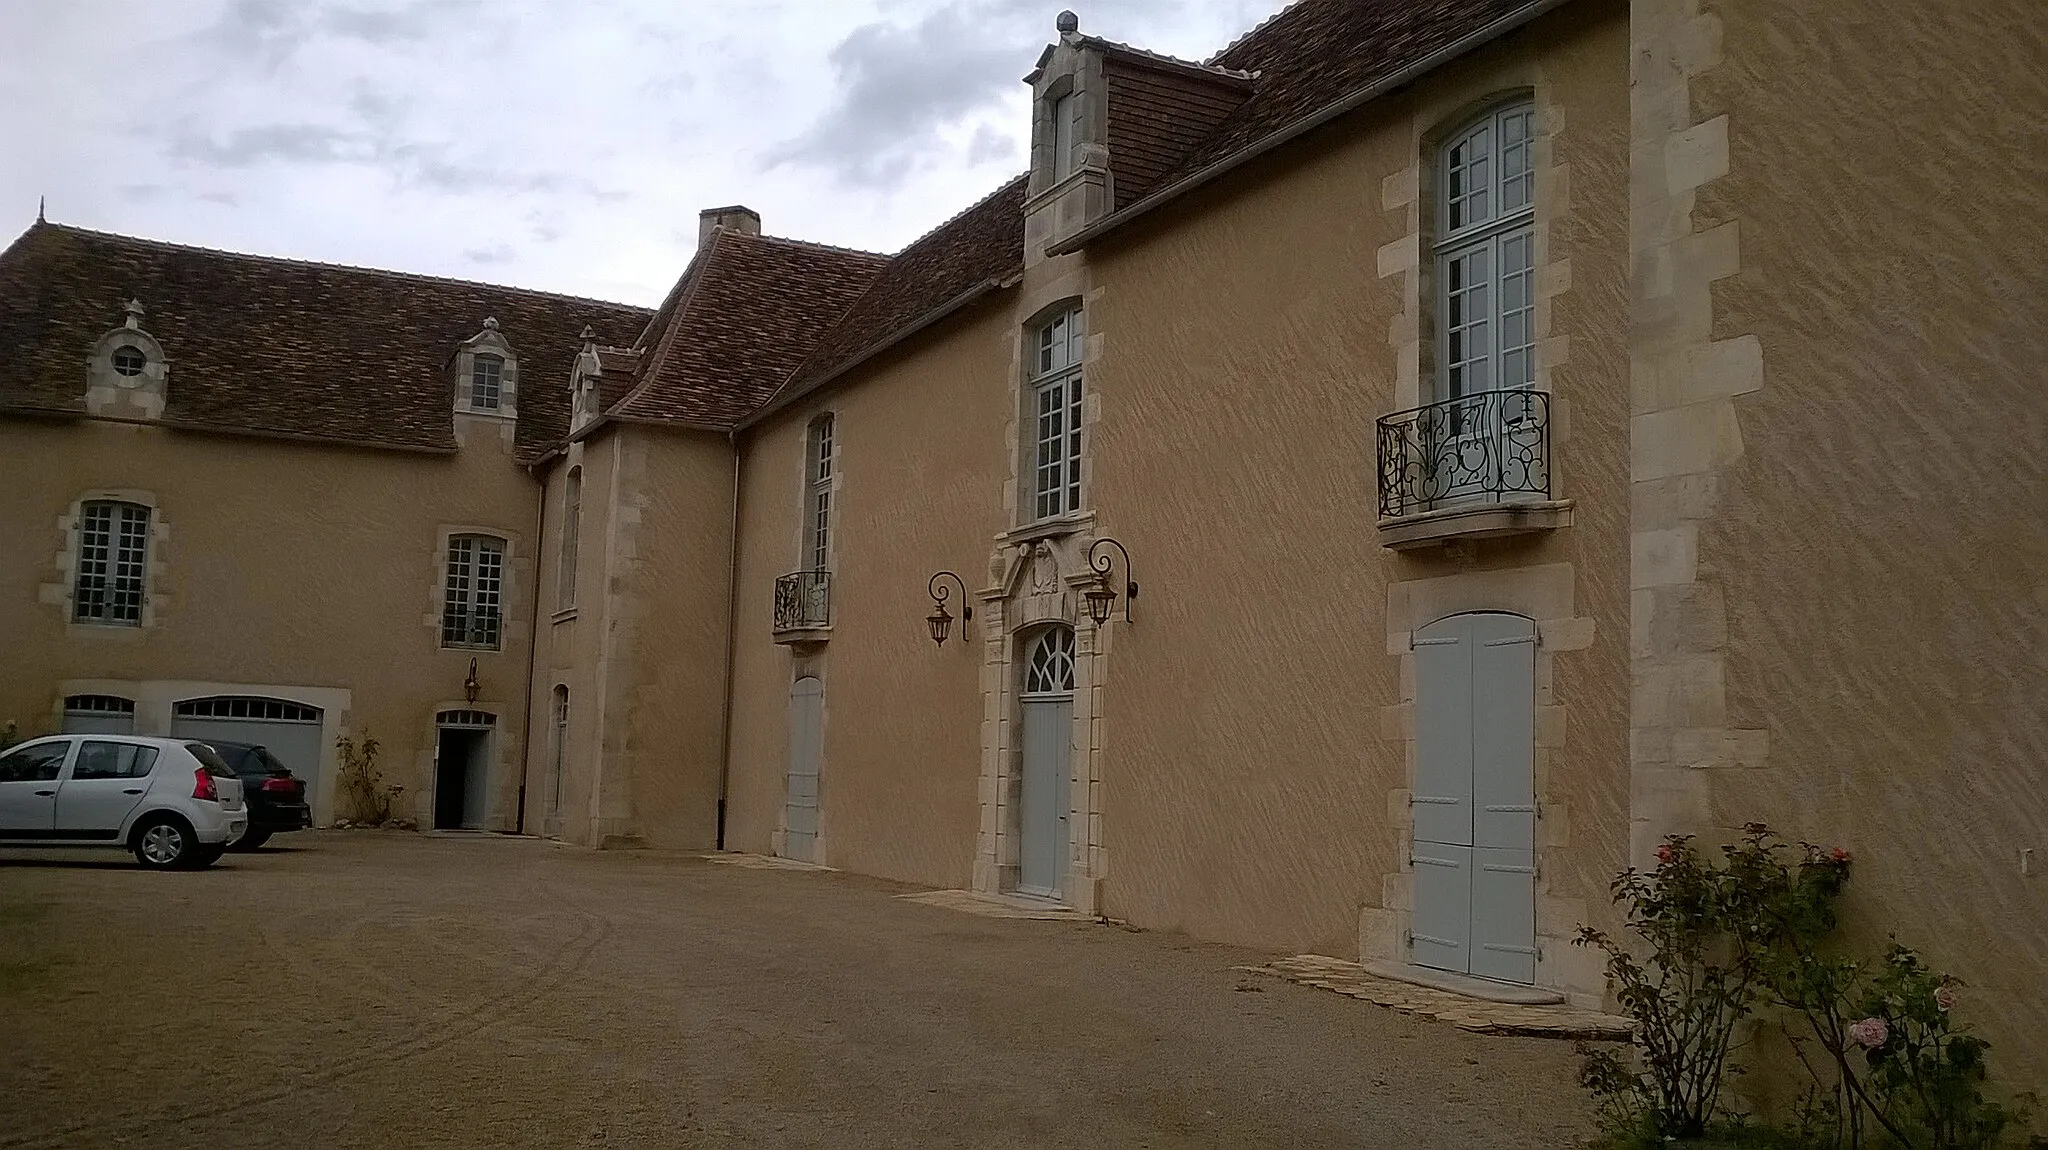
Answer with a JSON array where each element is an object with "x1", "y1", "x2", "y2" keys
[{"x1": 2, "y1": 868, "x2": 611, "y2": 1150}]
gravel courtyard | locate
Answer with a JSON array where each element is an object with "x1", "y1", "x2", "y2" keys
[{"x1": 0, "y1": 833, "x2": 1597, "y2": 1148}]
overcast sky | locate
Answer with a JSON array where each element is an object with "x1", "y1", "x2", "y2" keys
[{"x1": 0, "y1": 0, "x2": 1289, "y2": 307}]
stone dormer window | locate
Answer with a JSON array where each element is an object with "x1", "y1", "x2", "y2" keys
[
  {"x1": 85, "y1": 299, "x2": 169, "y2": 420},
  {"x1": 454, "y1": 317, "x2": 518, "y2": 418},
  {"x1": 569, "y1": 326, "x2": 602, "y2": 434},
  {"x1": 1023, "y1": 11, "x2": 1108, "y2": 260}
]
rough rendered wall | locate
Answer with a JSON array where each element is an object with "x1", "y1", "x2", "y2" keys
[
  {"x1": 727, "y1": 302, "x2": 1013, "y2": 887},
  {"x1": 615, "y1": 428, "x2": 733, "y2": 850},
  {"x1": 0, "y1": 416, "x2": 539, "y2": 829},
  {"x1": 1635, "y1": 0, "x2": 2048, "y2": 1093},
  {"x1": 527, "y1": 435, "x2": 616, "y2": 845},
  {"x1": 1086, "y1": 2, "x2": 1631, "y2": 970}
]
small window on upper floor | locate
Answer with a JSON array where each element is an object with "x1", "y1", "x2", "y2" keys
[
  {"x1": 111, "y1": 346, "x2": 147, "y2": 377},
  {"x1": 471, "y1": 354, "x2": 504, "y2": 411},
  {"x1": 1029, "y1": 307, "x2": 1085, "y2": 521},
  {"x1": 442, "y1": 533, "x2": 506, "y2": 650},
  {"x1": 557, "y1": 467, "x2": 581, "y2": 611},
  {"x1": 1436, "y1": 100, "x2": 1537, "y2": 402},
  {"x1": 1051, "y1": 91, "x2": 1081, "y2": 181},
  {"x1": 74, "y1": 500, "x2": 151, "y2": 626}
]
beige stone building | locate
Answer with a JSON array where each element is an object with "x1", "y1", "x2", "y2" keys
[{"x1": 3, "y1": 0, "x2": 2042, "y2": 1097}]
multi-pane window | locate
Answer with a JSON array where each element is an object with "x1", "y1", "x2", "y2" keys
[
  {"x1": 73, "y1": 500, "x2": 150, "y2": 625},
  {"x1": 1031, "y1": 307, "x2": 1086, "y2": 521},
  {"x1": 1437, "y1": 101, "x2": 1537, "y2": 400},
  {"x1": 470, "y1": 354, "x2": 503, "y2": 410},
  {"x1": 441, "y1": 534, "x2": 506, "y2": 649},
  {"x1": 804, "y1": 415, "x2": 834, "y2": 572},
  {"x1": 558, "y1": 468, "x2": 581, "y2": 611}
]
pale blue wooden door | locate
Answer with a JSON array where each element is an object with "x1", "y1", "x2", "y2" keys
[
  {"x1": 1411, "y1": 613, "x2": 1536, "y2": 983},
  {"x1": 1019, "y1": 628, "x2": 1075, "y2": 899},
  {"x1": 784, "y1": 677, "x2": 823, "y2": 862}
]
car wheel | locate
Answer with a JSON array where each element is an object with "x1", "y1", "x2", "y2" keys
[
  {"x1": 132, "y1": 816, "x2": 196, "y2": 870},
  {"x1": 228, "y1": 830, "x2": 271, "y2": 852}
]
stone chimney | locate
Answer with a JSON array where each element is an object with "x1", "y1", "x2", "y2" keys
[{"x1": 698, "y1": 205, "x2": 762, "y2": 250}]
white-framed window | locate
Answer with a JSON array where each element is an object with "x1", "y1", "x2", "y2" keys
[
  {"x1": 804, "y1": 414, "x2": 834, "y2": 572},
  {"x1": 557, "y1": 467, "x2": 581, "y2": 611},
  {"x1": 441, "y1": 534, "x2": 506, "y2": 650},
  {"x1": 1023, "y1": 626, "x2": 1076, "y2": 696},
  {"x1": 73, "y1": 500, "x2": 150, "y2": 625},
  {"x1": 470, "y1": 354, "x2": 504, "y2": 410},
  {"x1": 1030, "y1": 307, "x2": 1085, "y2": 521},
  {"x1": 1436, "y1": 100, "x2": 1537, "y2": 401},
  {"x1": 1051, "y1": 90, "x2": 1082, "y2": 181}
]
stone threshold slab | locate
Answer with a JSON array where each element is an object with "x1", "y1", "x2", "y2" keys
[
  {"x1": 1238, "y1": 954, "x2": 1633, "y2": 1041},
  {"x1": 896, "y1": 889, "x2": 1097, "y2": 921},
  {"x1": 702, "y1": 852, "x2": 838, "y2": 872}
]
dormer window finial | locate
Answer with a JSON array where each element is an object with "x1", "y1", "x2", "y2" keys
[
  {"x1": 1056, "y1": 10, "x2": 1078, "y2": 35},
  {"x1": 124, "y1": 299, "x2": 145, "y2": 329}
]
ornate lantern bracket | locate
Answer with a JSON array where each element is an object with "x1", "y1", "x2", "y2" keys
[
  {"x1": 1085, "y1": 537, "x2": 1138, "y2": 626},
  {"x1": 926, "y1": 570, "x2": 974, "y2": 647}
]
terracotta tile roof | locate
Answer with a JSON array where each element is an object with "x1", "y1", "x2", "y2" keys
[
  {"x1": 0, "y1": 221, "x2": 651, "y2": 459},
  {"x1": 608, "y1": 230, "x2": 888, "y2": 428},
  {"x1": 1099, "y1": 46, "x2": 1255, "y2": 209},
  {"x1": 762, "y1": 174, "x2": 1029, "y2": 415},
  {"x1": 1166, "y1": 0, "x2": 1535, "y2": 183}
]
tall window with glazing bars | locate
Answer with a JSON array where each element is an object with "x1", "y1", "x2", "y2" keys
[
  {"x1": 1031, "y1": 306, "x2": 1085, "y2": 521},
  {"x1": 441, "y1": 534, "x2": 505, "y2": 649},
  {"x1": 1437, "y1": 100, "x2": 1536, "y2": 399},
  {"x1": 73, "y1": 500, "x2": 150, "y2": 625},
  {"x1": 804, "y1": 414, "x2": 834, "y2": 572}
]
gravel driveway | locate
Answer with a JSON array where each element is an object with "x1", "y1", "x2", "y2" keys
[{"x1": 0, "y1": 833, "x2": 1597, "y2": 1148}]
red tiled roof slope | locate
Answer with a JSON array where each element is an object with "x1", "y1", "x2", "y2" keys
[
  {"x1": 1154, "y1": 0, "x2": 1532, "y2": 188},
  {"x1": 1101, "y1": 49, "x2": 1253, "y2": 209},
  {"x1": 611, "y1": 231, "x2": 889, "y2": 427},
  {"x1": 775, "y1": 175, "x2": 1028, "y2": 403},
  {"x1": 0, "y1": 221, "x2": 651, "y2": 458}
]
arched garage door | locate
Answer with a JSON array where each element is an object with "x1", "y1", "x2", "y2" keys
[{"x1": 169, "y1": 696, "x2": 327, "y2": 820}]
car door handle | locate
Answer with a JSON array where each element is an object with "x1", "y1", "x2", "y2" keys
[
  {"x1": 33, "y1": 789, "x2": 55, "y2": 796},
  {"x1": 123, "y1": 788, "x2": 145, "y2": 795}
]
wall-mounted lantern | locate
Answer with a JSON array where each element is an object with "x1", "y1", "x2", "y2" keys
[
  {"x1": 463, "y1": 657, "x2": 481, "y2": 704},
  {"x1": 926, "y1": 571, "x2": 974, "y2": 647},
  {"x1": 1085, "y1": 537, "x2": 1138, "y2": 626}
]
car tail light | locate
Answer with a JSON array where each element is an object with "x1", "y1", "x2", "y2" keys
[
  {"x1": 192, "y1": 767, "x2": 218, "y2": 802},
  {"x1": 261, "y1": 778, "x2": 296, "y2": 794}
]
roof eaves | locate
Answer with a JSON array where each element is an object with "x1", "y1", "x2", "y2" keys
[
  {"x1": 0, "y1": 404, "x2": 460, "y2": 455},
  {"x1": 1086, "y1": 37, "x2": 1257, "y2": 84},
  {"x1": 739, "y1": 276, "x2": 1013, "y2": 430},
  {"x1": 1047, "y1": 0, "x2": 1572, "y2": 256}
]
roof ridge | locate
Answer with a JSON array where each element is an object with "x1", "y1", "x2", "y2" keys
[
  {"x1": 886, "y1": 172, "x2": 1029, "y2": 257},
  {"x1": 36, "y1": 221, "x2": 650, "y2": 315},
  {"x1": 605, "y1": 235, "x2": 723, "y2": 422},
  {"x1": 735, "y1": 230, "x2": 893, "y2": 263},
  {"x1": 1205, "y1": 0, "x2": 1308, "y2": 66},
  {"x1": 1085, "y1": 36, "x2": 1256, "y2": 80}
]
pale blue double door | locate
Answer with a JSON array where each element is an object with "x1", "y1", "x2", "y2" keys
[{"x1": 1410, "y1": 612, "x2": 1538, "y2": 984}]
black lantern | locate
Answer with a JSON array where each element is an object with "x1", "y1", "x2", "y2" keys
[
  {"x1": 1085, "y1": 537, "x2": 1138, "y2": 625},
  {"x1": 463, "y1": 657, "x2": 481, "y2": 704},
  {"x1": 926, "y1": 571, "x2": 973, "y2": 648}
]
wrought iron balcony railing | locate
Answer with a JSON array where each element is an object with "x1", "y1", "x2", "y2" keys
[
  {"x1": 1375, "y1": 388, "x2": 1551, "y2": 519},
  {"x1": 773, "y1": 570, "x2": 831, "y2": 633}
]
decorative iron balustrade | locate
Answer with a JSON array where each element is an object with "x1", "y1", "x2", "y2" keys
[
  {"x1": 773, "y1": 570, "x2": 832, "y2": 632},
  {"x1": 1375, "y1": 388, "x2": 1551, "y2": 518}
]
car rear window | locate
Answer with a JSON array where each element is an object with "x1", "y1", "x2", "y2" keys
[
  {"x1": 184, "y1": 743, "x2": 239, "y2": 778},
  {"x1": 254, "y1": 748, "x2": 294, "y2": 776}
]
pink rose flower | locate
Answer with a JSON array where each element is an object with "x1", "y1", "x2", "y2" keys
[
  {"x1": 1655, "y1": 844, "x2": 1675, "y2": 865},
  {"x1": 1830, "y1": 847, "x2": 1852, "y2": 864},
  {"x1": 1848, "y1": 1017, "x2": 1889, "y2": 1049},
  {"x1": 1934, "y1": 985, "x2": 1957, "y2": 1012}
]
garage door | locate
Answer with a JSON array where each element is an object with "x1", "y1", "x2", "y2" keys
[
  {"x1": 169, "y1": 696, "x2": 327, "y2": 822},
  {"x1": 62, "y1": 695, "x2": 136, "y2": 735}
]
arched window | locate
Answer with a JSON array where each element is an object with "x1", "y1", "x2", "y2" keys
[
  {"x1": 558, "y1": 468, "x2": 581, "y2": 611},
  {"x1": 74, "y1": 499, "x2": 151, "y2": 625},
  {"x1": 1029, "y1": 306, "x2": 1085, "y2": 521},
  {"x1": 1436, "y1": 100, "x2": 1537, "y2": 401},
  {"x1": 1023, "y1": 626, "x2": 1076, "y2": 696},
  {"x1": 441, "y1": 533, "x2": 507, "y2": 649}
]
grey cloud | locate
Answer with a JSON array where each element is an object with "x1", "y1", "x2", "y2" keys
[
  {"x1": 463, "y1": 243, "x2": 514, "y2": 264},
  {"x1": 164, "y1": 124, "x2": 622, "y2": 203},
  {"x1": 201, "y1": 0, "x2": 479, "y2": 72},
  {"x1": 167, "y1": 124, "x2": 376, "y2": 168},
  {"x1": 117, "y1": 184, "x2": 168, "y2": 202},
  {"x1": 966, "y1": 124, "x2": 1019, "y2": 165},
  {"x1": 198, "y1": 191, "x2": 241, "y2": 206}
]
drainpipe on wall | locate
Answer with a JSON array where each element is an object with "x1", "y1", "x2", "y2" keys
[
  {"x1": 514, "y1": 459, "x2": 548, "y2": 836},
  {"x1": 715, "y1": 428, "x2": 741, "y2": 850}
]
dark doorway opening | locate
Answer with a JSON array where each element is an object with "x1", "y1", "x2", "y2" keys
[{"x1": 433, "y1": 726, "x2": 489, "y2": 830}]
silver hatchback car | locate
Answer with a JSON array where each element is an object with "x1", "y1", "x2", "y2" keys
[{"x1": 0, "y1": 735, "x2": 248, "y2": 869}]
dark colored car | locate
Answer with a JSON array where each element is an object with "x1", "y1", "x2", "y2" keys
[{"x1": 196, "y1": 740, "x2": 311, "y2": 851}]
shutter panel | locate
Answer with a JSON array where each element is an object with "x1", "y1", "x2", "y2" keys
[
  {"x1": 1410, "y1": 842, "x2": 1473, "y2": 973},
  {"x1": 1412, "y1": 618, "x2": 1473, "y2": 848},
  {"x1": 1472, "y1": 613, "x2": 1536, "y2": 852},
  {"x1": 1472, "y1": 846, "x2": 1538, "y2": 983}
]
